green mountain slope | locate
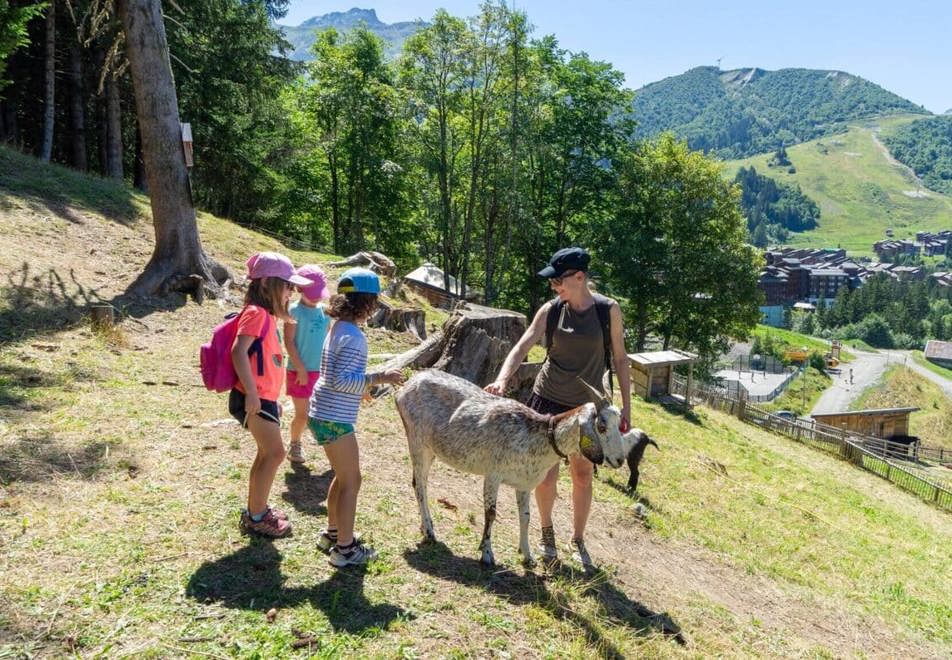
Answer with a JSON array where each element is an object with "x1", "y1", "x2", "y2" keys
[
  {"x1": 279, "y1": 7, "x2": 423, "y2": 61},
  {"x1": 634, "y1": 66, "x2": 928, "y2": 159},
  {"x1": 723, "y1": 116, "x2": 952, "y2": 255},
  {"x1": 882, "y1": 115, "x2": 952, "y2": 196}
]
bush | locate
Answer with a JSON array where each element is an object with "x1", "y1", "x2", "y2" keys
[
  {"x1": 855, "y1": 314, "x2": 895, "y2": 348},
  {"x1": 808, "y1": 352, "x2": 827, "y2": 373}
]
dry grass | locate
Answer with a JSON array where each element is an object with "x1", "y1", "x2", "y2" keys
[{"x1": 1, "y1": 146, "x2": 951, "y2": 658}]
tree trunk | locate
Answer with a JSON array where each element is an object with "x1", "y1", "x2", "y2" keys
[
  {"x1": 133, "y1": 125, "x2": 147, "y2": 191},
  {"x1": 40, "y1": 0, "x2": 56, "y2": 162},
  {"x1": 106, "y1": 72, "x2": 123, "y2": 179},
  {"x1": 430, "y1": 302, "x2": 527, "y2": 386},
  {"x1": 118, "y1": 0, "x2": 226, "y2": 298},
  {"x1": 68, "y1": 39, "x2": 87, "y2": 171},
  {"x1": 368, "y1": 298, "x2": 427, "y2": 340}
]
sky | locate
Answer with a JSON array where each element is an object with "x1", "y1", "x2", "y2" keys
[{"x1": 279, "y1": 1, "x2": 952, "y2": 114}]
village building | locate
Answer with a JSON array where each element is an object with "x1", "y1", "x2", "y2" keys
[{"x1": 924, "y1": 340, "x2": 952, "y2": 369}]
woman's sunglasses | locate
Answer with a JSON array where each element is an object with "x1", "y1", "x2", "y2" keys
[{"x1": 549, "y1": 270, "x2": 579, "y2": 286}]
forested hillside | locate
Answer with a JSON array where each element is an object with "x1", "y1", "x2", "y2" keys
[
  {"x1": 734, "y1": 166, "x2": 820, "y2": 247},
  {"x1": 633, "y1": 66, "x2": 928, "y2": 158},
  {"x1": 279, "y1": 8, "x2": 423, "y2": 61},
  {"x1": 882, "y1": 115, "x2": 952, "y2": 195}
]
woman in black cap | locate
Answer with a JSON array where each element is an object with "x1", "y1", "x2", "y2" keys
[{"x1": 485, "y1": 247, "x2": 631, "y2": 566}]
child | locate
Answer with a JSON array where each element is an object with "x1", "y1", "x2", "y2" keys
[
  {"x1": 284, "y1": 264, "x2": 330, "y2": 464},
  {"x1": 309, "y1": 268, "x2": 403, "y2": 566},
  {"x1": 231, "y1": 251, "x2": 311, "y2": 538}
]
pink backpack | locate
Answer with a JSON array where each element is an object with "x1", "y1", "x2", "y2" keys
[{"x1": 200, "y1": 307, "x2": 272, "y2": 392}]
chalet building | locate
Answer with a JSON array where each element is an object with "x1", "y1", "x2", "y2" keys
[
  {"x1": 873, "y1": 239, "x2": 920, "y2": 260},
  {"x1": 930, "y1": 271, "x2": 952, "y2": 288},
  {"x1": 916, "y1": 230, "x2": 952, "y2": 257},
  {"x1": 808, "y1": 268, "x2": 849, "y2": 300},
  {"x1": 402, "y1": 262, "x2": 477, "y2": 308},
  {"x1": 924, "y1": 340, "x2": 952, "y2": 369}
]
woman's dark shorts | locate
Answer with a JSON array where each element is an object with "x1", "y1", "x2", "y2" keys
[
  {"x1": 525, "y1": 392, "x2": 574, "y2": 416},
  {"x1": 229, "y1": 388, "x2": 281, "y2": 427}
]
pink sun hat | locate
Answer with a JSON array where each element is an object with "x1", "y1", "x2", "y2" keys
[
  {"x1": 245, "y1": 252, "x2": 310, "y2": 286},
  {"x1": 295, "y1": 264, "x2": 330, "y2": 301}
]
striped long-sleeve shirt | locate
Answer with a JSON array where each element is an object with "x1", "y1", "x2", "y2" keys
[{"x1": 308, "y1": 321, "x2": 368, "y2": 424}]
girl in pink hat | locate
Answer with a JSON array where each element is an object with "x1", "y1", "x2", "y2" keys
[
  {"x1": 231, "y1": 252, "x2": 309, "y2": 538},
  {"x1": 284, "y1": 264, "x2": 330, "y2": 464}
]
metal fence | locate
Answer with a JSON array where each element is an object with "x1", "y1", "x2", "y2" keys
[{"x1": 673, "y1": 377, "x2": 952, "y2": 513}]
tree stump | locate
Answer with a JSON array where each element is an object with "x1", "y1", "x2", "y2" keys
[
  {"x1": 430, "y1": 303, "x2": 527, "y2": 386},
  {"x1": 89, "y1": 304, "x2": 114, "y2": 328},
  {"x1": 368, "y1": 298, "x2": 427, "y2": 340}
]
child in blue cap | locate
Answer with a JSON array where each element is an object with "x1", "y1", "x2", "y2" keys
[{"x1": 308, "y1": 268, "x2": 403, "y2": 566}]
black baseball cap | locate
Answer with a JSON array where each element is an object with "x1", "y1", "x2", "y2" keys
[{"x1": 538, "y1": 247, "x2": 590, "y2": 278}]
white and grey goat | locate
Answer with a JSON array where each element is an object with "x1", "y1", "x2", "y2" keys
[{"x1": 395, "y1": 369, "x2": 648, "y2": 566}]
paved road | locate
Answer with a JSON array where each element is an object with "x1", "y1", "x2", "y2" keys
[
  {"x1": 810, "y1": 349, "x2": 888, "y2": 415},
  {"x1": 810, "y1": 348, "x2": 952, "y2": 416}
]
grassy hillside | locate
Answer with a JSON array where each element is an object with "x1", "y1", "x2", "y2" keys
[
  {"x1": 724, "y1": 115, "x2": 952, "y2": 256},
  {"x1": 1, "y1": 146, "x2": 951, "y2": 657}
]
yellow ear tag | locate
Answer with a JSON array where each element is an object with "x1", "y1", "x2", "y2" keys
[{"x1": 579, "y1": 434, "x2": 593, "y2": 450}]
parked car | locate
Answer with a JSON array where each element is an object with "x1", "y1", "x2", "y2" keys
[{"x1": 774, "y1": 410, "x2": 796, "y2": 420}]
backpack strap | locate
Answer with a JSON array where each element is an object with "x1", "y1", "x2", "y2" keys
[{"x1": 241, "y1": 306, "x2": 272, "y2": 378}]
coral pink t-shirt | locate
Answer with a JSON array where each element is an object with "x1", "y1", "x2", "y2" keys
[{"x1": 233, "y1": 305, "x2": 284, "y2": 401}]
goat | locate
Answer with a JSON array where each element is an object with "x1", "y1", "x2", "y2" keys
[
  {"x1": 625, "y1": 432, "x2": 659, "y2": 493},
  {"x1": 395, "y1": 369, "x2": 645, "y2": 566}
]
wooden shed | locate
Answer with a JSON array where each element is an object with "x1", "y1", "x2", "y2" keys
[
  {"x1": 811, "y1": 407, "x2": 919, "y2": 439},
  {"x1": 403, "y1": 262, "x2": 475, "y2": 309},
  {"x1": 629, "y1": 349, "x2": 698, "y2": 404}
]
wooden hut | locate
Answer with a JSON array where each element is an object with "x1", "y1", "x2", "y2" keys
[
  {"x1": 811, "y1": 407, "x2": 918, "y2": 439},
  {"x1": 402, "y1": 262, "x2": 475, "y2": 308},
  {"x1": 629, "y1": 349, "x2": 698, "y2": 405}
]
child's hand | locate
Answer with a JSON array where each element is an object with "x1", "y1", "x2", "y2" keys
[
  {"x1": 295, "y1": 371, "x2": 308, "y2": 386},
  {"x1": 245, "y1": 392, "x2": 262, "y2": 416},
  {"x1": 383, "y1": 369, "x2": 405, "y2": 385}
]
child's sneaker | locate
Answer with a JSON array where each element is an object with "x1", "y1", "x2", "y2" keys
[
  {"x1": 317, "y1": 529, "x2": 361, "y2": 553},
  {"x1": 329, "y1": 540, "x2": 377, "y2": 567},
  {"x1": 287, "y1": 441, "x2": 305, "y2": 464},
  {"x1": 240, "y1": 509, "x2": 292, "y2": 538}
]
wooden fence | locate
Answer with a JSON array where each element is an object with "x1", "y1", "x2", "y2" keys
[{"x1": 673, "y1": 377, "x2": 952, "y2": 513}]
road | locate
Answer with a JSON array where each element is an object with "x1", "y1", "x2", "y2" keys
[{"x1": 810, "y1": 348, "x2": 952, "y2": 415}]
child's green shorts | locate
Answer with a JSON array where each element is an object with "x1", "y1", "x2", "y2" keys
[{"x1": 308, "y1": 418, "x2": 355, "y2": 445}]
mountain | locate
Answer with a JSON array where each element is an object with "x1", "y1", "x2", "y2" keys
[
  {"x1": 723, "y1": 115, "x2": 952, "y2": 256},
  {"x1": 633, "y1": 66, "x2": 929, "y2": 159},
  {"x1": 278, "y1": 8, "x2": 424, "y2": 61}
]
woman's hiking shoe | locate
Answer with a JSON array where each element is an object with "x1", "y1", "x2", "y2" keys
[
  {"x1": 240, "y1": 509, "x2": 292, "y2": 538},
  {"x1": 329, "y1": 540, "x2": 377, "y2": 567},
  {"x1": 269, "y1": 505, "x2": 288, "y2": 521},
  {"x1": 538, "y1": 526, "x2": 558, "y2": 563},
  {"x1": 287, "y1": 441, "x2": 306, "y2": 464},
  {"x1": 317, "y1": 529, "x2": 361, "y2": 553},
  {"x1": 570, "y1": 537, "x2": 593, "y2": 569}
]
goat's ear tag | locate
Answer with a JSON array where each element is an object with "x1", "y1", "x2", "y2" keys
[{"x1": 579, "y1": 434, "x2": 593, "y2": 450}]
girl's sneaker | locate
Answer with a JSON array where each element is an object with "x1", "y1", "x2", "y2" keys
[
  {"x1": 240, "y1": 509, "x2": 292, "y2": 538},
  {"x1": 329, "y1": 540, "x2": 377, "y2": 567},
  {"x1": 317, "y1": 529, "x2": 361, "y2": 553},
  {"x1": 287, "y1": 441, "x2": 305, "y2": 464}
]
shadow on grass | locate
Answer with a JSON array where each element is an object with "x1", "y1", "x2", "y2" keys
[
  {"x1": 281, "y1": 464, "x2": 333, "y2": 516},
  {"x1": 403, "y1": 541, "x2": 685, "y2": 656},
  {"x1": 0, "y1": 146, "x2": 140, "y2": 226},
  {"x1": 657, "y1": 398, "x2": 705, "y2": 426},
  {"x1": 186, "y1": 539, "x2": 412, "y2": 635},
  {"x1": 0, "y1": 262, "x2": 188, "y2": 347},
  {"x1": 0, "y1": 430, "x2": 109, "y2": 483}
]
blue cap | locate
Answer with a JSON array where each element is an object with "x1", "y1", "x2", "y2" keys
[
  {"x1": 538, "y1": 247, "x2": 590, "y2": 278},
  {"x1": 337, "y1": 267, "x2": 381, "y2": 294}
]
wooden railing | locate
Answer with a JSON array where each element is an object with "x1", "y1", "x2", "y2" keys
[{"x1": 672, "y1": 377, "x2": 952, "y2": 513}]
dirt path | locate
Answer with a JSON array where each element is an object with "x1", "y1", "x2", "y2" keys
[{"x1": 811, "y1": 349, "x2": 888, "y2": 415}]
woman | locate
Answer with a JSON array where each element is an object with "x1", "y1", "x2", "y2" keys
[{"x1": 484, "y1": 247, "x2": 631, "y2": 566}]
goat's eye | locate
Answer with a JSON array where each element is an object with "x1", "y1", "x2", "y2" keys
[{"x1": 597, "y1": 423, "x2": 607, "y2": 434}]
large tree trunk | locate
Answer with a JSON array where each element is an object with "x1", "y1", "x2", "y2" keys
[
  {"x1": 133, "y1": 125, "x2": 147, "y2": 191},
  {"x1": 68, "y1": 39, "x2": 87, "y2": 171},
  {"x1": 118, "y1": 0, "x2": 226, "y2": 298},
  {"x1": 40, "y1": 0, "x2": 55, "y2": 162},
  {"x1": 105, "y1": 72, "x2": 123, "y2": 179}
]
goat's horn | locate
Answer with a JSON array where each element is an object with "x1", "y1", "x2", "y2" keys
[{"x1": 577, "y1": 378, "x2": 609, "y2": 410}]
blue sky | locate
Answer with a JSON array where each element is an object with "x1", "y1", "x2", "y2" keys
[{"x1": 280, "y1": 1, "x2": 951, "y2": 114}]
